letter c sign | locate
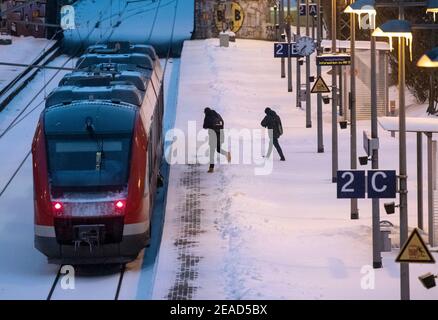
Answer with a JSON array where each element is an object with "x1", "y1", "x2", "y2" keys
[{"x1": 367, "y1": 170, "x2": 396, "y2": 199}]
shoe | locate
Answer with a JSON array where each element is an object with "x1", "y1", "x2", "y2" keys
[
  {"x1": 280, "y1": 157, "x2": 286, "y2": 161},
  {"x1": 208, "y1": 167, "x2": 214, "y2": 173},
  {"x1": 227, "y1": 152, "x2": 231, "y2": 163}
]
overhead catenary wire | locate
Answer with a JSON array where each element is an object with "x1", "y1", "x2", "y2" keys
[
  {"x1": 0, "y1": 1, "x2": 117, "y2": 198},
  {"x1": 0, "y1": 0, "x2": 179, "y2": 198},
  {"x1": 119, "y1": 0, "x2": 177, "y2": 24},
  {"x1": 163, "y1": 0, "x2": 179, "y2": 76},
  {"x1": 0, "y1": 28, "x2": 63, "y2": 98},
  {"x1": 0, "y1": 1, "x2": 117, "y2": 140},
  {"x1": 1, "y1": 0, "x2": 175, "y2": 137},
  {"x1": 147, "y1": 0, "x2": 163, "y2": 43}
]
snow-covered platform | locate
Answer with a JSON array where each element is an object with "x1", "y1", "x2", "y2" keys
[
  {"x1": 152, "y1": 39, "x2": 438, "y2": 299},
  {"x1": 0, "y1": 36, "x2": 57, "y2": 95}
]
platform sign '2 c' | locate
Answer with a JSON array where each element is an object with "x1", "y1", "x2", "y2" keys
[{"x1": 337, "y1": 170, "x2": 397, "y2": 199}]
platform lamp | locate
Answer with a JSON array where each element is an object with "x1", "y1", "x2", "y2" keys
[
  {"x1": 417, "y1": 47, "x2": 438, "y2": 68},
  {"x1": 426, "y1": 0, "x2": 438, "y2": 21},
  {"x1": 344, "y1": 0, "x2": 376, "y2": 29},
  {"x1": 418, "y1": 47, "x2": 438, "y2": 115},
  {"x1": 373, "y1": 20, "x2": 413, "y2": 61},
  {"x1": 373, "y1": 19, "x2": 413, "y2": 300}
]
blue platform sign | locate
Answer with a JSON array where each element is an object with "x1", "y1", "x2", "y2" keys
[
  {"x1": 367, "y1": 170, "x2": 397, "y2": 199},
  {"x1": 274, "y1": 43, "x2": 302, "y2": 58},
  {"x1": 299, "y1": 4, "x2": 318, "y2": 16},
  {"x1": 337, "y1": 170, "x2": 366, "y2": 199}
]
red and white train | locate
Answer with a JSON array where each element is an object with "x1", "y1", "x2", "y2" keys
[{"x1": 32, "y1": 42, "x2": 164, "y2": 264}]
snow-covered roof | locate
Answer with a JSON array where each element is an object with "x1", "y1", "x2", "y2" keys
[
  {"x1": 321, "y1": 40, "x2": 390, "y2": 51},
  {"x1": 87, "y1": 43, "x2": 159, "y2": 61},
  {"x1": 60, "y1": 70, "x2": 149, "y2": 92},
  {"x1": 76, "y1": 53, "x2": 153, "y2": 70},
  {"x1": 220, "y1": 30, "x2": 236, "y2": 37},
  {"x1": 46, "y1": 85, "x2": 143, "y2": 107},
  {"x1": 378, "y1": 116, "x2": 438, "y2": 133}
]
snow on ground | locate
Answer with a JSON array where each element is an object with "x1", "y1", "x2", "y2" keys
[
  {"x1": 0, "y1": 56, "x2": 73, "y2": 299},
  {"x1": 0, "y1": 36, "x2": 56, "y2": 92},
  {"x1": 152, "y1": 39, "x2": 438, "y2": 300}
]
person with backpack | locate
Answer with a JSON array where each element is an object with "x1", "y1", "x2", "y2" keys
[
  {"x1": 203, "y1": 107, "x2": 231, "y2": 173},
  {"x1": 261, "y1": 107, "x2": 285, "y2": 161}
]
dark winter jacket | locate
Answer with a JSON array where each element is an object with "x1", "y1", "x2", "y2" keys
[
  {"x1": 203, "y1": 109, "x2": 224, "y2": 132},
  {"x1": 261, "y1": 109, "x2": 283, "y2": 139}
]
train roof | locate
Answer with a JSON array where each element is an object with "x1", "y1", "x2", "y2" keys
[
  {"x1": 44, "y1": 101, "x2": 136, "y2": 136},
  {"x1": 59, "y1": 70, "x2": 150, "y2": 92},
  {"x1": 76, "y1": 53, "x2": 153, "y2": 70},
  {"x1": 86, "y1": 42, "x2": 159, "y2": 61},
  {"x1": 45, "y1": 85, "x2": 143, "y2": 108},
  {"x1": 86, "y1": 62, "x2": 153, "y2": 76}
]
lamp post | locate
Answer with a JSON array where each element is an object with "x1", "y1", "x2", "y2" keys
[
  {"x1": 331, "y1": 0, "x2": 338, "y2": 183},
  {"x1": 344, "y1": 0, "x2": 382, "y2": 267},
  {"x1": 349, "y1": 24, "x2": 359, "y2": 228},
  {"x1": 274, "y1": 4, "x2": 279, "y2": 42},
  {"x1": 287, "y1": 0, "x2": 293, "y2": 92},
  {"x1": 306, "y1": 0, "x2": 312, "y2": 128},
  {"x1": 279, "y1": 0, "x2": 286, "y2": 78},
  {"x1": 418, "y1": 46, "x2": 438, "y2": 245},
  {"x1": 297, "y1": 0, "x2": 302, "y2": 108},
  {"x1": 316, "y1": 0, "x2": 324, "y2": 152},
  {"x1": 373, "y1": 18, "x2": 413, "y2": 301}
]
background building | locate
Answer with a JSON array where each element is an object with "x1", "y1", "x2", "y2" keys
[
  {"x1": 2, "y1": 0, "x2": 47, "y2": 38},
  {"x1": 194, "y1": 0, "x2": 280, "y2": 40}
]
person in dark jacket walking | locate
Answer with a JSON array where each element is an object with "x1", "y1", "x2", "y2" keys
[
  {"x1": 203, "y1": 107, "x2": 231, "y2": 172},
  {"x1": 261, "y1": 107, "x2": 285, "y2": 161}
]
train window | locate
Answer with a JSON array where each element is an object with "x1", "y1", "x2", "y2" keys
[{"x1": 47, "y1": 136, "x2": 131, "y2": 188}]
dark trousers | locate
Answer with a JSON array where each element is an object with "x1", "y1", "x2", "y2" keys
[
  {"x1": 209, "y1": 130, "x2": 227, "y2": 169},
  {"x1": 266, "y1": 136, "x2": 285, "y2": 159}
]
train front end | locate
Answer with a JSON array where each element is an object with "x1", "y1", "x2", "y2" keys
[{"x1": 32, "y1": 101, "x2": 149, "y2": 265}]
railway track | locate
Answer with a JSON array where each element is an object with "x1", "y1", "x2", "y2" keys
[
  {"x1": 47, "y1": 264, "x2": 127, "y2": 300},
  {"x1": 0, "y1": 40, "x2": 61, "y2": 112}
]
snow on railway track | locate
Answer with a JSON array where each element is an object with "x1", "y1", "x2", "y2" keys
[
  {"x1": 0, "y1": 55, "x2": 76, "y2": 299},
  {"x1": 0, "y1": 55, "x2": 179, "y2": 300}
]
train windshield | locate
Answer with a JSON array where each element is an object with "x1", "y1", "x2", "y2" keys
[{"x1": 47, "y1": 136, "x2": 131, "y2": 189}]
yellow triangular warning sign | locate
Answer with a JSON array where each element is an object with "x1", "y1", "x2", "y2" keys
[
  {"x1": 396, "y1": 228, "x2": 435, "y2": 264},
  {"x1": 311, "y1": 76, "x2": 330, "y2": 94}
]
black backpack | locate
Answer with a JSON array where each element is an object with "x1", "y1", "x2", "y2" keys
[
  {"x1": 212, "y1": 112, "x2": 224, "y2": 130},
  {"x1": 275, "y1": 114, "x2": 283, "y2": 136}
]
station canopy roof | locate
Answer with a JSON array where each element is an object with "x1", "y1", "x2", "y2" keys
[{"x1": 378, "y1": 116, "x2": 438, "y2": 133}]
